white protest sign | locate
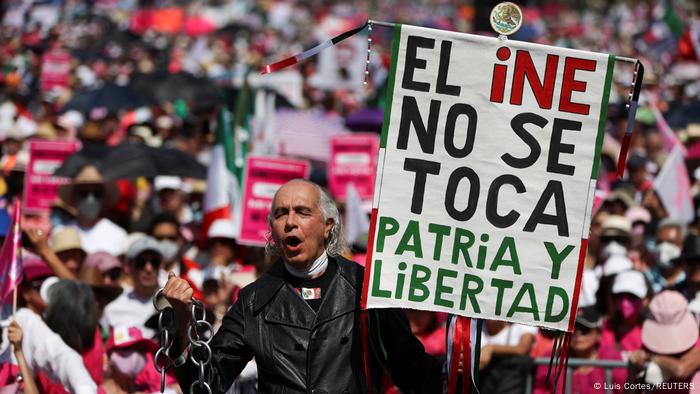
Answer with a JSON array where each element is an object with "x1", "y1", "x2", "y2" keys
[{"x1": 361, "y1": 24, "x2": 614, "y2": 332}]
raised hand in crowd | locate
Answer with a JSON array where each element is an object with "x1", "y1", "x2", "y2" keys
[
  {"x1": 24, "y1": 228, "x2": 76, "y2": 280},
  {"x1": 8, "y1": 321, "x2": 39, "y2": 394}
]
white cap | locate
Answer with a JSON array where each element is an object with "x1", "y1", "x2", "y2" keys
[
  {"x1": 578, "y1": 268, "x2": 600, "y2": 308},
  {"x1": 57, "y1": 110, "x2": 84, "y2": 130},
  {"x1": 154, "y1": 176, "x2": 183, "y2": 192},
  {"x1": 126, "y1": 236, "x2": 164, "y2": 261},
  {"x1": 40, "y1": 276, "x2": 60, "y2": 304},
  {"x1": 208, "y1": 219, "x2": 237, "y2": 240},
  {"x1": 612, "y1": 270, "x2": 648, "y2": 299},
  {"x1": 603, "y1": 255, "x2": 633, "y2": 276},
  {"x1": 121, "y1": 232, "x2": 148, "y2": 256}
]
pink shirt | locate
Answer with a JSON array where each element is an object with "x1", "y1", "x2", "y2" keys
[
  {"x1": 82, "y1": 329, "x2": 105, "y2": 385},
  {"x1": 417, "y1": 326, "x2": 447, "y2": 357},
  {"x1": 534, "y1": 346, "x2": 627, "y2": 394},
  {"x1": 600, "y1": 319, "x2": 643, "y2": 352}
]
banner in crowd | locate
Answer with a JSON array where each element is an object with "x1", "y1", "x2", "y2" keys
[
  {"x1": 23, "y1": 140, "x2": 79, "y2": 213},
  {"x1": 239, "y1": 156, "x2": 310, "y2": 246},
  {"x1": 328, "y1": 134, "x2": 379, "y2": 201},
  {"x1": 361, "y1": 24, "x2": 614, "y2": 332},
  {"x1": 40, "y1": 48, "x2": 71, "y2": 92}
]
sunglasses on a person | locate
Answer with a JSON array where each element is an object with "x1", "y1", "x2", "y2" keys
[
  {"x1": 133, "y1": 256, "x2": 161, "y2": 270},
  {"x1": 154, "y1": 234, "x2": 179, "y2": 242},
  {"x1": 574, "y1": 324, "x2": 594, "y2": 335},
  {"x1": 76, "y1": 189, "x2": 103, "y2": 199},
  {"x1": 105, "y1": 268, "x2": 122, "y2": 281}
]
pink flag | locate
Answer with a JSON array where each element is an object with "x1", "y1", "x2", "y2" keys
[
  {"x1": 0, "y1": 201, "x2": 22, "y2": 300},
  {"x1": 653, "y1": 145, "x2": 695, "y2": 223},
  {"x1": 648, "y1": 94, "x2": 687, "y2": 156}
]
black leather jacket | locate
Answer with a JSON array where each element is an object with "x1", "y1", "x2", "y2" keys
[{"x1": 174, "y1": 255, "x2": 444, "y2": 393}]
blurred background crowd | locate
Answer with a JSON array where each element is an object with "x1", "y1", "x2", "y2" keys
[{"x1": 1, "y1": 0, "x2": 700, "y2": 392}]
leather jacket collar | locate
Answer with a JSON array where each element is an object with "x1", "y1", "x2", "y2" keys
[{"x1": 253, "y1": 255, "x2": 360, "y2": 329}]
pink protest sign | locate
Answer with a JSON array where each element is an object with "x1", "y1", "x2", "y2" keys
[
  {"x1": 40, "y1": 48, "x2": 71, "y2": 92},
  {"x1": 328, "y1": 134, "x2": 379, "y2": 201},
  {"x1": 23, "y1": 140, "x2": 79, "y2": 213},
  {"x1": 239, "y1": 156, "x2": 309, "y2": 246}
]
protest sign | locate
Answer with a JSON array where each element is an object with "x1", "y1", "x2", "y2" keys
[
  {"x1": 40, "y1": 48, "x2": 71, "y2": 92},
  {"x1": 361, "y1": 25, "x2": 614, "y2": 332},
  {"x1": 328, "y1": 134, "x2": 379, "y2": 201},
  {"x1": 23, "y1": 140, "x2": 79, "y2": 213},
  {"x1": 238, "y1": 156, "x2": 309, "y2": 246}
]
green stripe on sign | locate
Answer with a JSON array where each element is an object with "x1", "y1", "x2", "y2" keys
[
  {"x1": 379, "y1": 24, "x2": 402, "y2": 149},
  {"x1": 591, "y1": 54, "x2": 616, "y2": 179}
]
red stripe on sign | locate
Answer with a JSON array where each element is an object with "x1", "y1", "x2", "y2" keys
[
  {"x1": 361, "y1": 208, "x2": 379, "y2": 309},
  {"x1": 448, "y1": 317, "x2": 463, "y2": 394},
  {"x1": 616, "y1": 134, "x2": 632, "y2": 178},
  {"x1": 567, "y1": 239, "x2": 589, "y2": 332},
  {"x1": 462, "y1": 317, "x2": 471, "y2": 394},
  {"x1": 261, "y1": 55, "x2": 299, "y2": 74}
]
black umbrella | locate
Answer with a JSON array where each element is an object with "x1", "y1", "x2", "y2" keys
[
  {"x1": 61, "y1": 83, "x2": 155, "y2": 114},
  {"x1": 130, "y1": 72, "x2": 220, "y2": 111},
  {"x1": 54, "y1": 143, "x2": 207, "y2": 180},
  {"x1": 665, "y1": 100, "x2": 700, "y2": 129}
]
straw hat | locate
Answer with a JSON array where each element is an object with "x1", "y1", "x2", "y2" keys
[
  {"x1": 56, "y1": 165, "x2": 120, "y2": 209},
  {"x1": 601, "y1": 215, "x2": 632, "y2": 238},
  {"x1": 50, "y1": 227, "x2": 84, "y2": 254}
]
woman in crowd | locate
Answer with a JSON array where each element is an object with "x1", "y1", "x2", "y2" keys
[
  {"x1": 601, "y1": 270, "x2": 652, "y2": 355},
  {"x1": 535, "y1": 306, "x2": 627, "y2": 394},
  {"x1": 628, "y1": 291, "x2": 700, "y2": 393},
  {"x1": 43, "y1": 279, "x2": 105, "y2": 389}
]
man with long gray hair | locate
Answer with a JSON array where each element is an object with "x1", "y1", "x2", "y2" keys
[{"x1": 163, "y1": 179, "x2": 444, "y2": 393}]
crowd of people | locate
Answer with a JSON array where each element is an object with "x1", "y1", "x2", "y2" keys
[{"x1": 0, "y1": 0, "x2": 700, "y2": 393}]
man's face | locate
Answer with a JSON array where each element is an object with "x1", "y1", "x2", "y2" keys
[
  {"x1": 130, "y1": 251, "x2": 161, "y2": 290},
  {"x1": 152, "y1": 222, "x2": 181, "y2": 247},
  {"x1": 21, "y1": 279, "x2": 48, "y2": 313},
  {"x1": 158, "y1": 189, "x2": 183, "y2": 213},
  {"x1": 571, "y1": 324, "x2": 600, "y2": 354},
  {"x1": 630, "y1": 168, "x2": 647, "y2": 189},
  {"x1": 208, "y1": 238, "x2": 235, "y2": 262},
  {"x1": 270, "y1": 181, "x2": 333, "y2": 268},
  {"x1": 56, "y1": 248, "x2": 86, "y2": 276},
  {"x1": 657, "y1": 226, "x2": 683, "y2": 247}
]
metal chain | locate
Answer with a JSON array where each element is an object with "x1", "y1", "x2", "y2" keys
[
  {"x1": 153, "y1": 288, "x2": 176, "y2": 393},
  {"x1": 188, "y1": 299, "x2": 213, "y2": 394},
  {"x1": 153, "y1": 290, "x2": 214, "y2": 394}
]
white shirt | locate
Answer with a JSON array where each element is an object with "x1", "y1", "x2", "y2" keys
[
  {"x1": 480, "y1": 323, "x2": 537, "y2": 347},
  {"x1": 70, "y1": 218, "x2": 128, "y2": 255},
  {"x1": 103, "y1": 290, "x2": 157, "y2": 338},
  {"x1": 0, "y1": 307, "x2": 97, "y2": 394}
]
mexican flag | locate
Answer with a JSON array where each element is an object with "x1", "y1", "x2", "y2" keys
[
  {"x1": 201, "y1": 85, "x2": 251, "y2": 242},
  {"x1": 202, "y1": 106, "x2": 241, "y2": 241}
]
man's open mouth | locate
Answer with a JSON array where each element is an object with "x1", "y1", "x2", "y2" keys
[{"x1": 285, "y1": 235, "x2": 302, "y2": 250}]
